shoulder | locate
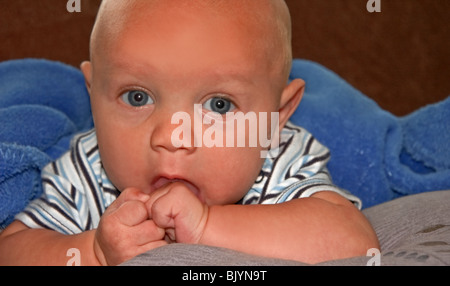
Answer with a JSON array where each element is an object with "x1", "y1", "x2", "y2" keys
[
  {"x1": 42, "y1": 129, "x2": 100, "y2": 190},
  {"x1": 270, "y1": 121, "x2": 329, "y2": 166},
  {"x1": 70, "y1": 129, "x2": 98, "y2": 155}
]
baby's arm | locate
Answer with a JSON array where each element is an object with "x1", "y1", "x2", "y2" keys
[
  {"x1": 148, "y1": 184, "x2": 379, "y2": 264},
  {"x1": 202, "y1": 191, "x2": 379, "y2": 263},
  {"x1": 0, "y1": 188, "x2": 166, "y2": 265},
  {"x1": 0, "y1": 220, "x2": 100, "y2": 265}
]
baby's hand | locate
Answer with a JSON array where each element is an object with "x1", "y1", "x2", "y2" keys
[
  {"x1": 94, "y1": 188, "x2": 167, "y2": 265},
  {"x1": 146, "y1": 182, "x2": 209, "y2": 244}
]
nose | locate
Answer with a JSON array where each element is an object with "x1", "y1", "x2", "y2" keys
[{"x1": 150, "y1": 108, "x2": 197, "y2": 154}]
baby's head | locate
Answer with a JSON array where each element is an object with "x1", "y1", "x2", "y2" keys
[{"x1": 81, "y1": 0, "x2": 305, "y2": 205}]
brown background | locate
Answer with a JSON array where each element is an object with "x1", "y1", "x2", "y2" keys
[{"x1": 1, "y1": 0, "x2": 449, "y2": 116}]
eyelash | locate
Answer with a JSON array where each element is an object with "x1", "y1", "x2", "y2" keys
[
  {"x1": 202, "y1": 96, "x2": 236, "y2": 114},
  {"x1": 120, "y1": 89, "x2": 154, "y2": 108},
  {"x1": 118, "y1": 88, "x2": 237, "y2": 114}
]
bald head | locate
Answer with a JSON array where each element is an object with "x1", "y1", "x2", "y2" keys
[{"x1": 89, "y1": 0, "x2": 293, "y2": 81}]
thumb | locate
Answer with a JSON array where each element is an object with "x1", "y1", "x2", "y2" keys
[{"x1": 107, "y1": 187, "x2": 150, "y2": 213}]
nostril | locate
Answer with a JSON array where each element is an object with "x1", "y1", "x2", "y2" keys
[{"x1": 150, "y1": 110, "x2": 197, "y2": 154}]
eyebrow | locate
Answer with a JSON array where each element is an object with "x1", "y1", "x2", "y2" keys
[
  {"x1": 104, "y1": 59, "x2": 151, "y2": 77},
  {"x1": 105, "y1": 59, "x2": 257, "y2": 87},
  {"x1": 207, "y1": 68, "x2": 257, "y2": 87}
]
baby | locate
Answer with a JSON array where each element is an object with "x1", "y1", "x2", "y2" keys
[{"x1": 0, "y1": 0, "x2": 379, "y2": 265}]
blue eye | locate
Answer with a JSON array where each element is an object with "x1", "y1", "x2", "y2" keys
[
  {"x1": 203, "y1": 97, "x2": 235, "y2": 114},
  {"x1": 121, "y1": 90, "x2": 154, "y2": 107}
]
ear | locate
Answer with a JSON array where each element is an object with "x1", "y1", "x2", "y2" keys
[
  {"x1": 278, "y1": 78, "x2": 305, "y2": 129},
  {"x1": 80, "y1": 61, "x2": 92, "y2": 94}
]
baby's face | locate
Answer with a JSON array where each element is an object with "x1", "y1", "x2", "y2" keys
[{"x1": 82, "y1": 1, "x2": 301, "y2": 205}]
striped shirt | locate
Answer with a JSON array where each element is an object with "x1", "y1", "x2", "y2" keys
[
  {"x1": 16, "y1": 122, "x2": 361, "y2": 235},
  {"x1": 241, "y1": 122, "x2": 360, "y2": 206}
]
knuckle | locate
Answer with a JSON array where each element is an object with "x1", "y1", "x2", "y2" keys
[
  {"x1": 119, "y1": 187, "x2": 149, "y2": 203},
  {"x1": 120, "y1": 187, "x2": 139, "y2": 200},
  {"x1": 121, "y1": 201, "x2": 148, "y2": 219},
  {"x1": 145, "y1": 220, "x2": 166, "y2": 239},
  {"x1": 167, "y1": 182, "x2": 192, "y2": 198}
]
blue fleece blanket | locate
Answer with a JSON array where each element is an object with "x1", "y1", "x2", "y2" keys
[{"x1": 1, "y1": 58, "x2": 449, "y2": 230}]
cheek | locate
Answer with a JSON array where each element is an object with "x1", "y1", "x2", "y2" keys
[
  {"x1": 200, "y1": 146, "x2": 265, "y2": 205},
  {"x1": 95, "y1": 120, "x2": 149, "y2": 192},
  {"x1": 90, "y1": 93, "x2": 151, "y2": 191},
  {"x1": 96, "y1": 132, "x2": 129, "y2": 191}
]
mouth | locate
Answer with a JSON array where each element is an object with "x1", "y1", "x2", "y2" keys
[{"x1": 151, "y1": 176, "x2": 203, "y2": 202}]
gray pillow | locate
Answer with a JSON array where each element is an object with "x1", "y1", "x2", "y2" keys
[{"x1": 122, "y1": 190, "x2": 450, "y2": 266}]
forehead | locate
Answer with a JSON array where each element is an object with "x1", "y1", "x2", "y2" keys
[
  {"x1": 94, "y1": 0, "x2": 273, "y2": 39},
  {"x1": 97, "y1": 0, "x2": 277, "y2": 24},
  {"x1": 93, "y1": 1, "x2": 286, "y2": 57},
  {"x1": 90, "y1": 0, "x2": 291, "y2": 91},
  {"x1": 95, "y1": 2, "x2": 272, "y2": 74}
]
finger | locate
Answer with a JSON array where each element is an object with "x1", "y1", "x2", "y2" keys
[
  {"x1": 131, "y1": 219, "x2": 166, "y2": 246},
  {"x1": 108, "y1": 188, "x2": 150, "y2": 213},
  {"x1": 114, "y1": 200, "x2": 149, "y2": 226},
  {"x1": 146, "y1": 189, "x2": 176, "y2": 229},
  {"x1": 165, "y1": 228, "x2": 176, "y2": 242},
  {"x1": 118, "y1": 187, "x2": 151, "y2": 204},
  {"x1": 150, "y1": 183, "x2": 208, "y2": 243},
  {"x1": 145, "y1": 187, "x2": 171, "y2": 220},
  {"x1": 164, "y1": 234, "x2": 175, "y2": 244},
  {"x1": 147, "y1": 183, "x2": 196, "y2": 229}
]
